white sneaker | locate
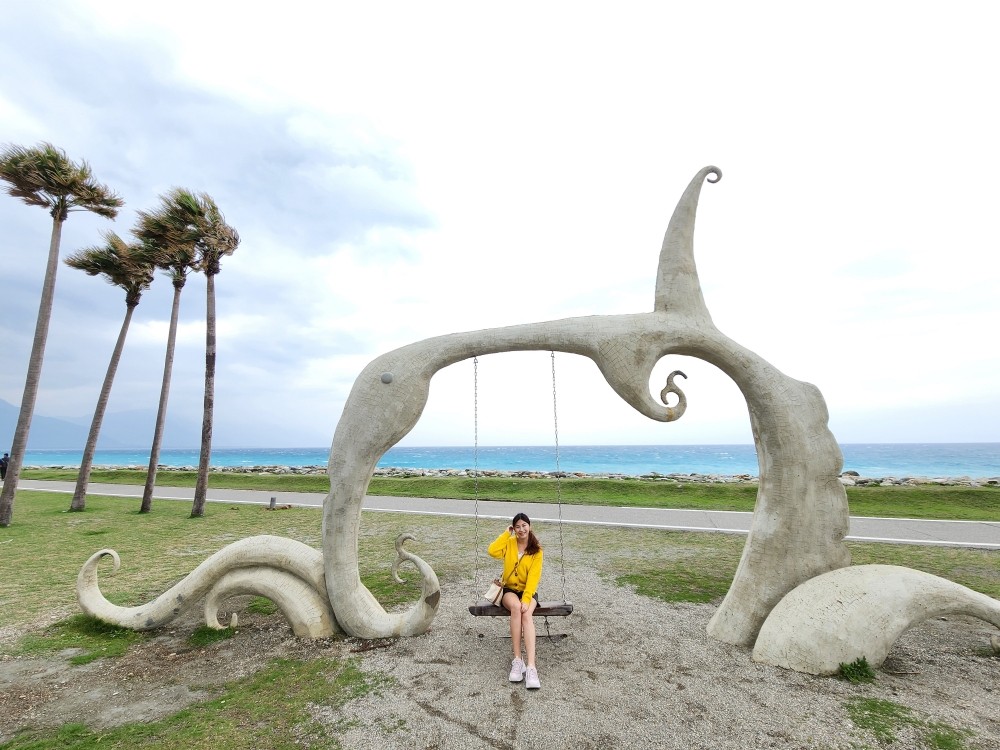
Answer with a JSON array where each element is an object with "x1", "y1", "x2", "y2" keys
[
  {"x1": 525, "y1": 666, "x2": 541, "y2": 689},
  {"x1": 508, "y1": 658, "x2": 525, "y2": 682}
]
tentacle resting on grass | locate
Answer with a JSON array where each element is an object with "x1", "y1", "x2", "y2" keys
[
  {"x1": 752, "y1": 564, "x2": 1000, "y2": 674},
  {"x1": 77, "y1": 535, "x2": 340, "y2": 636}
]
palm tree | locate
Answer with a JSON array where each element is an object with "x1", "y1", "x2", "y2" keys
[
  {"x1": 131, "y1": 189, "x2": 238, "y2": 517},
  {"x1": 132, "y1": 192, "x2": 199, "y2": 513},
  {"x1": 190, "y1": 193, "x2": 239, "y2": 518},
  {"x1": 0, "y1": 143, "x2": 123, "y2": 527},
  {"x1": 65, "y1": 233, "x2": 155, "y2": 512}
]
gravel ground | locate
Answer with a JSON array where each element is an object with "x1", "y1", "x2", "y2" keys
[{"x1": 328, "y1": 568, "x2": 1000, "y2": 750}]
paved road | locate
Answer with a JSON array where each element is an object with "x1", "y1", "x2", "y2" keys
[{"x1": 17, "y1": 480, "x2": 1000, "y2": 550}]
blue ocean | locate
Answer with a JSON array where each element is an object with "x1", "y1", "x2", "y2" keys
[{"x1": 18, "y1": 443, "x2": 999, "y2": 479}]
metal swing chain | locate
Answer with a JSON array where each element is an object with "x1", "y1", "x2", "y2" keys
[
  {"x1": 471, "y1": 356, "x2": 482, "y2": 603},
  {"x1": 551, "y1": 351, "x2": 568, "y2": 602}
]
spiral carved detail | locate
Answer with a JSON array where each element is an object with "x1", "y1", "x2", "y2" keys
[{"x1": 659, "y1": 370, "x2": 687, "y2": 421}]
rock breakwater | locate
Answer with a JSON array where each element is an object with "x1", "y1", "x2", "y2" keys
[{"x1": 33, "y1": 464, "x2": 1000, "y2": 487}]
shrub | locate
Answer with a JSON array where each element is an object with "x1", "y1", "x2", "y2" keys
[{"x1": 838, "y1": 656, "x2": 875, "y2": 683}]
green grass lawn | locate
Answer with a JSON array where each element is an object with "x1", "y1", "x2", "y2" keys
[{"x1": 20, "y1": 468, "x2": 1000, "y2": 521}]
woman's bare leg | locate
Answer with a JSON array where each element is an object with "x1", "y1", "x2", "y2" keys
[
  {"x1": 522, "y1": 599, "x2": 538, "y2": 667},
  {"x1": 503, "y1": 592, "x2": 523, "y2": 659}
]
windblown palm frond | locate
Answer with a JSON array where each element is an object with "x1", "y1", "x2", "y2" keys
[
  {"x1": 0, "y1": 142, "x2": 123, "y2": 219},
  {"x1": 65, "y1": 231, "x2": 156, "y2": 307}
]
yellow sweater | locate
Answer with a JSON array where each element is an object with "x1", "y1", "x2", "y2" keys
[{"x1": 488, "y1": 531, "x2": 544, "y2": 604}]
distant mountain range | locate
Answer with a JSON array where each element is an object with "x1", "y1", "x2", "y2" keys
[{"x1": 0, "y1": 398, "x2": 200, "y2": 450}]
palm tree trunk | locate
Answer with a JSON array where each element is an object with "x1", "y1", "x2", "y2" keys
[
  {"x1": 0, "y1": 216, "x2": 64, "y2": 527},
  {"x1": 191, "y1": 273, "x2": 217, "y2": 517},
  {"x1": 71, "y1": 303, "x2": 137, "y2": 511},
  {"x1": 141, "y1": 283, "x2": 182, "y2": 513}
]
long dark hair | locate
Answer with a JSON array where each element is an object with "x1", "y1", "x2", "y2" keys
[{"x1": 513, "y1": 512, "x2": 541, "y2": 555}]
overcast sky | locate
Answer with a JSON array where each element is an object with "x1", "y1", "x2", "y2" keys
[{"x1": 1, "y1": 0, "x2": 998, "y2": 450}]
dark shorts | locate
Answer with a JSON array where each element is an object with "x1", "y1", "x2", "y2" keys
[{"x1": 502, "y1": 587, "x2": 539, "y2": 603}]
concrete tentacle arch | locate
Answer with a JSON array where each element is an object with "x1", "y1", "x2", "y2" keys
[
  {"x1": 324, "y1": 166, "x2": 851, "y2": 644},
  {"x1": 75, "y1": 166, "x2": 851, "y2": 648}
]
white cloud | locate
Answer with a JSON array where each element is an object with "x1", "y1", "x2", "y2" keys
[{"x1": 1, "y1": 0, "x2": 998, "y2": 451}]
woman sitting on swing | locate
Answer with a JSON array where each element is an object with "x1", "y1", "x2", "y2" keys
[{"x1": 488, "y1": 512, "x2": 544, "y2": 690}]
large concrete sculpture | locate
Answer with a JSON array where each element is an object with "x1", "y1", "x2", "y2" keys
[
  {"x1": 321, "y1": 165, "x2": 850, "y2": 644},
  {"x1": 75, "y1": 166, "x2": 848, "y2": 644},
  {"x1": 77, "y1": 166, "x2": 998, "y2": 672}
]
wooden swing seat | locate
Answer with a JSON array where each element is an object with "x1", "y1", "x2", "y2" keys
[{"x1": 468, "y1": 601, "x2": 574, "y2": 617}]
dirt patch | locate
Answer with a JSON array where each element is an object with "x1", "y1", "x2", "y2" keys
[{"x1": 0, "y1": 606, "x2": 340, "y2": 741}]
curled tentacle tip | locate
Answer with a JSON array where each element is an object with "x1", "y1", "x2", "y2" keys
[
  {"x1": 394, "y1": 533, "x2": 416, "y2": 552},
  {"x1": 91, "y1": 548, "x2": 122, "y2": 574},
  {"x1": 393, "y1": 533, "x2": 419, "y2": 581},
  {"x1": 659, "y1": 369, "x2": 689, "y2": 421},
  {"x1": 705, "y1": 166, "x2": 722, "y2": 183}
]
